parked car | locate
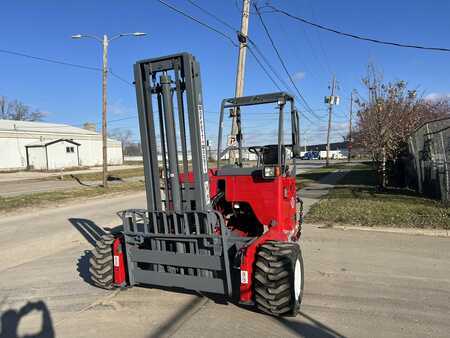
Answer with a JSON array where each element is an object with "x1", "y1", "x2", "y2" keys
[{"x1": 301, "y1": 151, "x2": 320, "y2": 160}]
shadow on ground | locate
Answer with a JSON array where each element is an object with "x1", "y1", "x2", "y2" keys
[
  {"x1": 0, "y1": 300, "x2": 55, "y2": 338},
  {"x1": 275, "y1": 311, "x2": 347, "y2": 338},
  {"x1": 69, "y1": 218, "x2": 113, "y2": 286},
  {"x1": 69, "y1": 218, "x2": 107, "y2": 246},
  {"x1": 147, "y1": 295, "x2": 207, "y2": 338}
]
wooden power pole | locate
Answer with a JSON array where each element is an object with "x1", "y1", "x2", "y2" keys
[
  {"x1": 101, "y1": 34, "x2": 109, "y2": 188},
  {"x1": 230, "y1": 0, "x2": 251, "y2": 163},
  {"x1": 325, "y1": 75, "x2": 337, "y2": 167}
]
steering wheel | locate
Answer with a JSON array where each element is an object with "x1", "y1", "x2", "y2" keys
[
  {"x1": 248, "y1": 146, "x2": 265, "y2": 162},
  {"x1": 248, "y1": 146, "x2": 264, "y2": 155}
]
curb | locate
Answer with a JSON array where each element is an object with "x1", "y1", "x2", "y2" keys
[{"x1": 330, "y1": 224, "x2": 450, "y2": 237}]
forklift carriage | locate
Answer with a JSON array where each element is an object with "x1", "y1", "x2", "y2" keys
[{"x1": 89, "y1": 53, "x2": 304, "y2": 316}]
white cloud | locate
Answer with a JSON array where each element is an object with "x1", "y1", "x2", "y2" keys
[
  {"x1": 424, "y1": 92, "x2": 450, "y2": 102},
  {"x1": 292, "y1": 71, "x2": 305, "y2": 82},
  {"x1": 108, "y1": 99, "x2": 133, "y2": 116}
]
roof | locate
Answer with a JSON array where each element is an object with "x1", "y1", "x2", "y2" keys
[
  {"x1": 0, "y1": 119, "x2": 121, "y2": 145},
  {"x1": 0, "y1": 119, "x2": 98, "y2": 136},
  {"x1": 26, "y1": 138, "x2": 81, "y2": 148}
]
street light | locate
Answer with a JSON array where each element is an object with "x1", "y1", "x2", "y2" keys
[{"x1": 71, "y1": 32, "x2": 146, "y2": 188}]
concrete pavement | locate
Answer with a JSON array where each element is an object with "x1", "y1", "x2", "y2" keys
[{"x1": 1, "y1": 178, "x2": 449, "y2": 337}]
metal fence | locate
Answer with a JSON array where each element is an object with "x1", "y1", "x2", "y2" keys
[{"x1": 408, "y1": 117, "x2": 450, "y2": 203}]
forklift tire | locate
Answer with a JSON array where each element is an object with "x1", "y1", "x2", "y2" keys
[
  {"x1": 89, "y1": 233, "x2": 115, "y2": 290},
  {"x1": 254, "y1": 241, "x2": 304, "y2": 316}
]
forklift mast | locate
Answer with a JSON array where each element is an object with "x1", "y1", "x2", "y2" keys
[
  {"x1": 122, "y1": 53, "x2": 232, "y2": 296},
  {"x1": 134, "y1": 52, "x2": 210, "y2": 212}
]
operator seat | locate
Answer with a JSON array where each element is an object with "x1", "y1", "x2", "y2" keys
[{"x1": 261, "y1": 144, "x2": 286, "y2": 165}]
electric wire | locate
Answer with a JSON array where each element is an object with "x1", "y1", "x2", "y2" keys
[
  {"x1": 304, "y1": 0, "x2": 333, "y2": 75},
  {"x1": 267, "y1": 4, "x2": 450, "y2": 53},
  {"x1": 109, "y1": 71, "x2": 134, "y2": 86},
  {"x1": 187, "y1": 0, "x2": 237, "y2": 32},
  {"x1": 185, "y1": 0, "x2": 317, "y2": 124},
  {"x1": 247, "y1": 46, "x2": 282, "y2": 92},
  {"x1": 0, "y1": 48, "x2": 102, "y2": 72},
  {"x1": 253, "y1": 4, "x2": 321, "y2": 120},
  {"x1": 157, "y1": 0, "x2": 238, "y2": 47},
  {"x1": 0, "y1": 48, "x2": 134, "y2": 86},
  {"x1": 161, "y1": 0, "x2": 314, "y2": 123}
]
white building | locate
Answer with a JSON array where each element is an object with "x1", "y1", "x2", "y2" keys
[{"x1": 0, "y1": 119, "x2": 123, "y2": 171}]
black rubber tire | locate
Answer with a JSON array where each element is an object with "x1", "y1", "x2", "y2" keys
[
  {"x1": 89, "y1": 234, "x2": 115, "y2": 290},
  {"x1": 254, "y1": 241, "x2": 304, "y2": 316}
]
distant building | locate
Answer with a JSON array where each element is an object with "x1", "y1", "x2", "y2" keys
[
  {"x1": 303, "y1": 141, "x2": 348, "y2": 152},
  {"x1": 0, "y1": 119, "x2": 123, "y2": 171}
]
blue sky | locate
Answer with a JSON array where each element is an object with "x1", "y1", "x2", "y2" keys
[{"x1": 1, "y1": 0, "x2": 449, "y2": 145}]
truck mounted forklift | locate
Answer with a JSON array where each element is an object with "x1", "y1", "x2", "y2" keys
[{"x1": 89, "y1": 53, "x2": 304, "y2": 316}]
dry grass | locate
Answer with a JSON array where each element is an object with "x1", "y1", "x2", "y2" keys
[
  {"x1": 305, "y1": 163, "x2": 450, "y2": 229},
  {"x1": 0, "y1": 181, "x2": 145, "y2": 214}
]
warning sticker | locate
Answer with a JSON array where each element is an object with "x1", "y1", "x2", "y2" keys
[
  {"x1": 113, "y1": 256, "x2": 120, "y2": 267},
  {"x1": 198, "y1": 104, "x2": 208, "y2": 174},
  {"x1": 241, "y1": 270, "x2": 249, "y2": 284},
  {"x1": 204, "y1": 180, "x2": 210, "y2": 203}
]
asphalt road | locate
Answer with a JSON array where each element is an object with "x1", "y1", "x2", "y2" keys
[
  {"x1": 0, "y1": 176, "x2": 144, "y2": 198},
  {"x1": 0, "y1": 165, "x2": 143, "y2": 183},
  {"x1": 1, "y1": 190, "x2": 449, "y2": 337}
]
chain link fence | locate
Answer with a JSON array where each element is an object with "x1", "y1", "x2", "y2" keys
[{"x1": 407, "y1": 117, "x2": 450, "y2": 203}]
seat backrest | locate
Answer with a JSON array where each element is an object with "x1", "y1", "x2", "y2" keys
[{"x1": 262, "y1": 145, "x2": 285, "y2": 165}]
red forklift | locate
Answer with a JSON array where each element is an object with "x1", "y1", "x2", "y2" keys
[{"x1": 89, "y1": 53, "x2": 304, "y2": 316}]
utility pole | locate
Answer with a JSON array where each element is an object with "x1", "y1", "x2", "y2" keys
[
  {"x1": 71, "y1": 32, "x2": 146, "y2": 188},
  {"x1": 230, "y1": 0, "x2": 251, "y2": 164},
  {"x1": 348, "y1": 91, "x2": 353, "y2": 162},
  {"x1": 101, "y1": 35, "x2": 109, "y2": 188},
  {"x1": 325, "y1": 75, "x2": 337, "y2": 167}
]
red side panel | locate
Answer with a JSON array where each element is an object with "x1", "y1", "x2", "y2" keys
[
  {"x1": 113, "y1": 237, "x2": 126, "y2": 287},
  {"x1": 239, "y1": 228, "x2": 289, "y2": 303},
  {"x1": 181, "y1": 168, "x2": 299, "y2": 303}
]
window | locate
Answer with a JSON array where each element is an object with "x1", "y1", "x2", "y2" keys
[{"x1": 66, "y1": 146, "x2": 75, "y2": 153}]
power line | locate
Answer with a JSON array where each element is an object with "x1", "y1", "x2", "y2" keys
[
  {"x1": 304, "y1": 0, "x2": 332, "y2": 75},
  {"x1": 253, "y1": 4, "x2": 321, "y2": 121},
  {"x1": 186, "y1": 0, "x2": 297, "y2": 104},
  {"x1": 160, "y1": 0, "x2": 303, "y2": 115},
  {"x1": 0, "y1": 48, "x2": 102, "y2": 72},
  {"x1": 159, "y1": 0, "x2": 318, "y2": 125},
  {"x1": 247, "y1": 39, "x2": 293, "y2": 93},
  {"x1": 267, "y1": 4, "x2": 450, "y2": 53},
  {"x1": 109, "y1": 70, "x2": 134, "y2": 86},
  {"x1": 157, "y1": 0, "x2": 238, "y2": 47},
  {"x1": 184, "y1": 0, "x2": 291, "y2": 102},
  {"x1": 187, "y1": 0, "x2": 236, "y2": 32},
  {"x1": 247, "y1": 46, "x2": 282, "y2": 91},
  {"x1": 0, "y1": 47, "x2": 134, "y2": 86}
]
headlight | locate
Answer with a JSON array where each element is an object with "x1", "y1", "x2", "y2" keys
[
  {"x1": 264, "y1": 167, "x2": 275, "y2": 177},
  {"x1": 263, "y1": 166, "x2": 280, "y2": 179}
]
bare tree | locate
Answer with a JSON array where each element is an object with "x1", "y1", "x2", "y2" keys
[
  {"x1": 354, "y1": 64, "x2": 449, "y2": 188},
  {"x1": 109, "y1": 128, "x2": 134, "y2": 156},
  {"x1": 0, "y1": 96, "x2": 7, "y2": 119},
  {"x1": 0, "y1": 96, "x2": 45, "y2": 121}
]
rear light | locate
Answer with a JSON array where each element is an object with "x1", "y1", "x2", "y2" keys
[{"x1": 263, "y1": 166, "x2": 280, "y2": 179}]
